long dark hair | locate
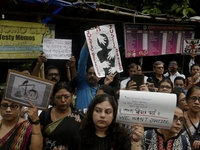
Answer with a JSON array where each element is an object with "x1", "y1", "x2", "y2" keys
[{"x1": 79, "y1": 94, "x2": 127, "y2": 148}]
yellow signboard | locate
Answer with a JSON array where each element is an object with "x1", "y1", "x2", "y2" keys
[{"x1": 0, "y1": 20, "x2": 55, "y2": 59}]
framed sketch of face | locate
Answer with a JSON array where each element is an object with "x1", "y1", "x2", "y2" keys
[{"x1": 5, "y1": 69, "x2": 55, "y2": 110}]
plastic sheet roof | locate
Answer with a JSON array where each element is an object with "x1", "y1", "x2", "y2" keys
[{"x1": 20, "y1": 0, "x2": 97, "y2": 8}]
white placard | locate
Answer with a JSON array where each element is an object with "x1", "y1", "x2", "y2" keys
[
  {"x1": 117, "y1": 90, "x2": 177, "y2": 129},
  {"x1": 43, "y1": 38, "x2": 72, "y2": 59},
  {"x1": 84, "y1": 24, "x2": 123, "y2": 77}
]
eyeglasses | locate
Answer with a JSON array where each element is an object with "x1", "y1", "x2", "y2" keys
[
  {"x1": 0, "y1": 103, "x2": 19, "y2": 110},
  {"x1": 156, "y1": 67, "x2": 164, "y2": 69},
  {"x1": 87, "y1": 72, "x2": 96, "y2": 76},
  {"x1": 47, "y1": 73, "x2": 60, "y2": 77},
  {"x1": 189, "y1": 96, "x2": 200, "y2": 102},
  {"x1": 55, "y1": 94, "x2": 70, "y2": 100},
  {"x1": 173, "y1": 115, "x2": 184, "y2": 123},
  {"x1": 159, "y1": 85, "x2": 172, "y2": 90}
]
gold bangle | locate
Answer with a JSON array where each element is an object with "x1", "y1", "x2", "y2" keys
[
  {"x1": 32, "y1": 132, "x2": 41, "y2": 135},
  {"x1": 131, "y1": 141, "x2": 141, "y2": 147}
]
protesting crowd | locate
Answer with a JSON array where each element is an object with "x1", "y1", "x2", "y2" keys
[{"x1": 1, "y1": 29, "x2": 200, "y2": 150}]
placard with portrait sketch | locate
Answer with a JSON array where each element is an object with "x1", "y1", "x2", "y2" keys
[{"x1": 5, "y1": 70, "x2": 55, "y2": 110}]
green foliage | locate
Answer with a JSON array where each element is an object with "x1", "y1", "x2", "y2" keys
[
  {"x1": 170, "y1": 0, "x2": 196, "y2": 17},
  {"x1": 88, "y1": 0, "x2": 139, "y2": 10},
  {"x1": 86, "y1": 0, "x2": 196, "y2": 18},
  {"x1": 141, "y1": 0, "x2": 163, "y2": 15},
  {"x1": 141, "y1": 0, "x2": 196, "y2": 17}
]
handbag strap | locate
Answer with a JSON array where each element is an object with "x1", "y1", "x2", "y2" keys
[
  {"x1": 188, "y1": 116, "x2": 197, "y2": 130},
  {"x1": 183, "y1": 117, "x2": 194, "y2": 142}
]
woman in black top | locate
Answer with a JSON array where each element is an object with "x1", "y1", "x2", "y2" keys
[{"x1": 68, "y1": 94, "x2": 143, "y2": 150}]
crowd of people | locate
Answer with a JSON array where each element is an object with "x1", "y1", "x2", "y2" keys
[{"x1": 0, "y1": 40, "x2": 200, "y2": 150}]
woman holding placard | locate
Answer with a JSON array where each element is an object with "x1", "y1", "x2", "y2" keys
[
  {"x1": 0, "y1": 91, "x2": 43, "y2": 150},
  {"x1": 68, "y1": 94, "x2": 144, "y2": 150},
  {"x1": 141, "y1": 106, "x2": 191, "y2": 150}
]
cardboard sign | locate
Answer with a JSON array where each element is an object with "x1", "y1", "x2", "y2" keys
[
  {"x1": 182, "y1": 39, "x2": 200, "y2": 54},
  {"x1": 84, "y1": 24, "x2": 123, "y2": 77},
  {"x1": 117, "y1": 90, "x2": 176, "y2": 129},
  {"x1": 43, "y1": 38, "x2": 72, "y2": 59},
  {"x1": 5, "y1": 70, "x2": 55, "y2": 110}
]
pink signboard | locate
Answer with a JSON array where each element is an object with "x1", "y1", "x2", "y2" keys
[{"x1": 124, "y1": 24, "x2": 195, "y2": 58}]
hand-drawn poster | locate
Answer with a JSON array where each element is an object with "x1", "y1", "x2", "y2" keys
[
  {"x1": 117, "y1": 90, "x2": 176, "y2": 129},
  {"x1": 43, "y1": 38, "x2": 72, "y2": 59},
  {"x1": 5, "y1": 70, "x2": 55, "y2": 110},
  {"x1": 84, "y1": 24, "x2": 123, "y2": 78},
  {"x1": 182, "y1": 39, "x2": 200, "y2": 55}
]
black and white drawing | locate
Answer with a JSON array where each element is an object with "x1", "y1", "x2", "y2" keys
[
  {"x1": 97, "y1": 34, "x2": 115, "y2": 75},
  {"x1": 84, "y1": 24, "x2": 123, "y2": 77},
  {"x1": 5, "y1": 70, "x2": 54, "y2": 110}
]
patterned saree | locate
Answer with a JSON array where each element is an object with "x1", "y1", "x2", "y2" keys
[{"x1": 0, "y1": 120, "x2": 32, "y2": 150}]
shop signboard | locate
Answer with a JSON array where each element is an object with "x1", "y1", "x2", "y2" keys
[
  {"x1": 0, "y1": 20, "x2": 55, "y2": 59},
  {"x1": 124, "y1": 23, "x2": 195, "y2": 58}
]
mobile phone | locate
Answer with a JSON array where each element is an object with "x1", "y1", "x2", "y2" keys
[{"x1": 131, "y1": 74, "x2": 144, "y2": 91}]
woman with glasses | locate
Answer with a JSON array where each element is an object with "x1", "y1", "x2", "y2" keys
[
  {"x1": 141, "y1": 106, "x2": 191, "y2": 150},
  {"x1": 39, "y1": 81, "x2": 84, "y2": 150},
  {"x1": 172, "y1": 88, "x2": 189, "y2": 112},
  {"x1": 182, "y1": 86, "x2": 200, "y2": 150},
  {"x1": 158, "y1": 78, "x2": 173, "y2": 93},
  {"x1": 0, "y1": 92, "x2": 42, "y2": 150}
]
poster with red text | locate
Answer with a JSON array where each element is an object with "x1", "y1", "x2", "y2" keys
[{"x1": 84, "y1": 24, "x2": 123, "y2": 78}]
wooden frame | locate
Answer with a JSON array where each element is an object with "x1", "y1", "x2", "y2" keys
[{"x1": 5, "y1": 69, "x2": 55, "y2": 110}]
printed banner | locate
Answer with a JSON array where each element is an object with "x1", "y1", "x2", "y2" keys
[
  {"x1": 43, "y1": 38, "x2": 72, "y2": 59},
  {"x1": 0, "y1": 20, "x2": 55, "y2": 59},
  {"x1": 124, "y1": 23, "x2": 195, "y2": 57},
  {"x1": 117, "y1": 90, "x2": 176, "y2": 129},
  {"x1": 84, "y1": 24, "x2": 123, "y2": 78}
]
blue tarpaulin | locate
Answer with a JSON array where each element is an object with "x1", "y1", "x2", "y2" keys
[
  {"x1": 20, "y1": 0, "x2": 96, "y2": 8},
  {"x1": 19, "y1": 0, "x2": 96, "y2": 23}
]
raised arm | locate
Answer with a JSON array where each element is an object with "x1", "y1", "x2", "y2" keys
[
  {"x1": 189, "y1": 52, "x2": 196, "y2": 74},
  {"x1": 77, "y1": 41, "x2": 89, "y2": 80},
  {"x1": 66, "y1": 56, "x2": 77, "y2": 82},
  {"x1": 32, "y1": 52, "x2": 47, "y2": 77}
]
